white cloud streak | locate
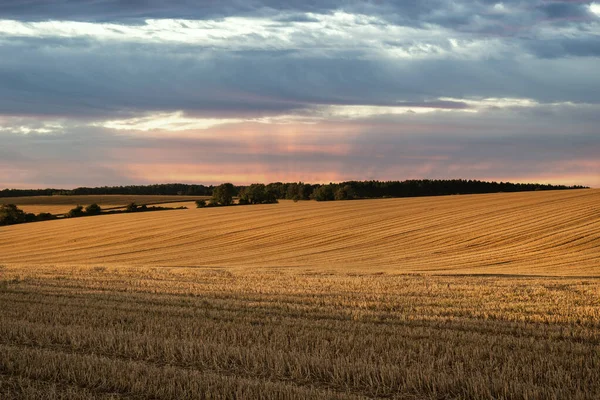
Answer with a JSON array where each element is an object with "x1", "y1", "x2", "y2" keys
[
  {"x1": 0, "y1": 116, "x2": 67, "y2": 134},
  {"x1": 0, "y1": 14, "x2": 513, "y2": 60},
  {"x1": 87, "y1": 98, "x2": 593, "y2": 133},
  {"x1": 96, "y1": 111, "x2": 243, "y2": 132}
]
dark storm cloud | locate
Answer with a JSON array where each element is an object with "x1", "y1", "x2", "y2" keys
[
  {"x1": 0, "y1": 42, "x2": 311, "y2": 118},
  {"x1": 0, "y1": 1, "x2": 446, "y2": 23},
  {"x1": 537, "y1": 2, "x2": 592, "y2": 19},
  {"x1": 526, "y1": 36, "x2": 600, "y2": 58},
  {"x1": 1, "y1": 36, "x2": 600, "y2": 120},
  {"x1": 272, "y1": 14, "x2": 322, "y2": 23},
  {"x1": 0, "y1": 0, "x2": 345, "y2": 22},
  {"x1": 0, "y1": 0, "x2": 597, "y2": 120},
  {"x1": 1, "y1": 1, "x2": 595, "y2": 30}
]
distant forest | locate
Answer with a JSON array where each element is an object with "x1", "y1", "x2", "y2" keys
[{"x1": 0, "y1": 180, "x2": 588, "y2": 201}]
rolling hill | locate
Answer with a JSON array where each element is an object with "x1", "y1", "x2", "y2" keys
[{"x1": 1, "y1": 189, "x2": 598, "y2": 275}]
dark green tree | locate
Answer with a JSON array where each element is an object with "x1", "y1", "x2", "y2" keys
[
  {"x1": 266, "y1": 182, "x2": 286, "y2": 199},
  {"x1": 335, "y1": 185, "x2": 355, "y2": 200},
  {"x1": 85, "y1": 203, "x2": 102, "y2": 215},
  {"x1": 195, "y1": 199, "x2": 207, "y2": 208},
  {"x1": 125, "y1": 203, "x2": 139, "y2": 212},
  {"x1": 245, "y1": 184, "x2": 266, "y2": 204},
  {"x1": 264, "y1": 188, "x2": 278, "y2": 204},
  {"x1": 37, "y1": 212, "x2": 57, "y2": 221},
  {"x1": 237, "y1": 192, "x2": 250, "y2": 205},
  {"x1": 239, "y1": 184, "x2": 279, "y2": 204},
  {"x1": 311, "y1": 185, "x2": 336, "y2": 201},
  {"x1": 0, "y1": 204, "x2": 28, "y2": 225},
  {"x1": 212, "y1": 183, "x2": 235, "y2": 206},
  {"x1": 66, "y1": 205, "x2": 84, "y2": 218}
]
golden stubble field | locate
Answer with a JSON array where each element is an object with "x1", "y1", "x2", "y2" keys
[
  {"x1": 1, "y1": 189, "x2": 599, "y2": 399},
  {"x1": 1, "y1": 189, "x2": 598, "y2": 275}
]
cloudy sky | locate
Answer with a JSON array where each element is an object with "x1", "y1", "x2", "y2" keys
[{"x1": 1, "y1": 1, "x2": 599, "y2": 188}]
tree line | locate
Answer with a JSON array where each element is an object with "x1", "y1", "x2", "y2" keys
[
  {"x1": 0, "y1": 204, "x2": 57, "y2": 226},
  {"x1": 295, "y1": 180, "x2": 588, "y2": 201},
  {"x1": 232, "y1": 179, "x2": 586, "y2": 202},
  {"x1": 0, "y1": 184, "x2": 213, "y2": 198},
  {"x1": 1, "y1": 179, "x2": 589, "y2": 226},
  {"x1": 0, "y1": 203, "x2": 188, "y2": 227},
  {"x1": 1, "y1": 179, "x2": 587, "y2": 201},
  {"x1": 196, "y1": 183, "x2": 279, "y2": 208}
]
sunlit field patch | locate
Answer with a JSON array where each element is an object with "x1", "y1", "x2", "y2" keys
[
  {"x1": 0, "y1": 266, "x2": 599, "y2": 399},
  {"x1": 1, "y1": 190, "x2": 598, "y2": 275}
]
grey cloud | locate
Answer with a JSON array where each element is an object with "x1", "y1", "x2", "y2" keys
[
  {"x1": 537, "y1": 2, "x2": 592, "y2": 19},
  {"x1": 1, "y1": 1, "x2": 594, "y2": 34},
  {"x1": 1, "y1": 1, "x2": 599, "y2": 59},
  {"x1": 0, "y1": 42, "x2": 310, "y2": 118},
  {"x1": 1, "y1": 38, "x2": 600, "y2": 120},
  {"x1": 2, "y1": 112, "x2": 598, "y2": 188},
  {"x1": 0, "y1": 0, "x2": 346, "y2": 22},
  {"x1": 340, "y1": 127, "x2": 600, "y2": 185},
  {"x1": 395, "y1": 100, "x2": 471, "y2": 109},
  {"x1": 526, "y1": 36, "x2": 600, "y2": 58},
  {"x1": 0, "y1": 148, "x2": 29, "y2": 162},
  {"x1": 272, "y1": 14, "x2": 321, "y2": 23}
]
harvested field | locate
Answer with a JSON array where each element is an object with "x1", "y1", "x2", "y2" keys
[
  {"x1": 0, "y1": 266, "x2": 599, "y2": 399},
  {"x1": 1, "y1": 189, "x2": 598, "y2": 275},
  {"x1": 1, "y1": 189, "x2": 599, "y2": 399},
  {"x1": 0, "y1": 195, "x2": 209, "y2": 215},
  {"x1": 150, "y1": 201, "x2": 199, "y2": 209}
]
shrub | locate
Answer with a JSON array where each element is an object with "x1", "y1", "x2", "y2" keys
[
  {"x1": 37, "y1": 213, "x2": 57, "y2": 221},
  {"x1": 1, "y1": 205, "x2": 59, "y2": 225},
  {"x1": 125, "y1": 203, "x2": 139, "y2": 212},
  {"x1": 195, "y1": 199, "x2": 207, "y2": 208},
  {"x1": 0, "y1": 204, "x2": 29, "y2": 225},
  {"x1": 66, "y1": 205, "x2": 84, "y2": 218},
  {"x1": 85, "y1": 203, "x2": 102, "y2": 215}
]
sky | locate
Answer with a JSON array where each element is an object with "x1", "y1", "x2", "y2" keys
[{"x1": 1, "y1": 1, "x2": 599, "y2": 189}]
